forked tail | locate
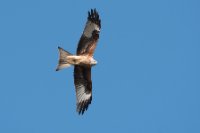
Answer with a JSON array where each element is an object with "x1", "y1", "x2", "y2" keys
[{"x1": 56, "y1": 46, "x2": 72, "y2": 71}]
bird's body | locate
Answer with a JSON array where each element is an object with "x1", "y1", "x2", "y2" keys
[
  {"x1": 68, "y1": 55, "x2": 97, "y2": 66},
  {"x1": 56, "y1": 9, "x2": 101, "y2": 114},
  {"x1": 59, "y1": 53, "x2": 97, "y2": 66}
]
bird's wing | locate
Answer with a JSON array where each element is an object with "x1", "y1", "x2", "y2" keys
[
  {"x1": 76, "y1": 9, "x2": 101, "y2": 56},
  {"x1": 74, "y1": 66, "x2": 92, "y2": 114}
]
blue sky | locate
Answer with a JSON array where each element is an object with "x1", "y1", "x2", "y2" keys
[{"x1": 0, "y1": 0, "x2": 200, "y2": 133}]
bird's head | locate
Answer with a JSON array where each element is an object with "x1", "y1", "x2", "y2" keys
[{"x1": 91, "y1": 58, "x2": 98, "y2": 66}]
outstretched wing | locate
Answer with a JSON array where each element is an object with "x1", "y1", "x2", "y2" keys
[
  {"x1": 76, "y1": 9, "x2": 101, "y2": 56},
  {"x1": 74, "y1": 66, "x2": 92, "y2": 114},
  {"x1": 73, "y1": 9, "x2": 101, "y2": 114}
]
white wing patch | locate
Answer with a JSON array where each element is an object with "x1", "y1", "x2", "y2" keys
[
  {"x1": 83, "y1": 21, "x2": 100, "y2": 38},
  {"x1": 76, "y1": 84, "x2": 92, "y2": 103}
]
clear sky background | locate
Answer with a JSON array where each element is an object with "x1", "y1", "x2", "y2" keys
[{"x1": 0, "y1": 0, "x2": 200, "y2": 133}]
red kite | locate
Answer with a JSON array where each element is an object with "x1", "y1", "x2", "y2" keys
[{"x1": 56, "y1": 9, "x2": 101, "y2": 114}]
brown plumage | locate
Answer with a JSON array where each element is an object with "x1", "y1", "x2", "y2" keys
[{"x1": 56, "y1": 9, "x2": 101, "y2": 115}]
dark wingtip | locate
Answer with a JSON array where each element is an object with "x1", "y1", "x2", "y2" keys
[
  {"x1": 87, "y1": 8, "x2": 101, "y2": 28},
  {"x1": 77, "y1": 97, "x2": 92, "y2": 115}
]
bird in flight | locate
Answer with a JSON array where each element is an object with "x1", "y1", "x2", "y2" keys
[{"x1": 56, "y1": 9, "x2": 101, "y2": 115}]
